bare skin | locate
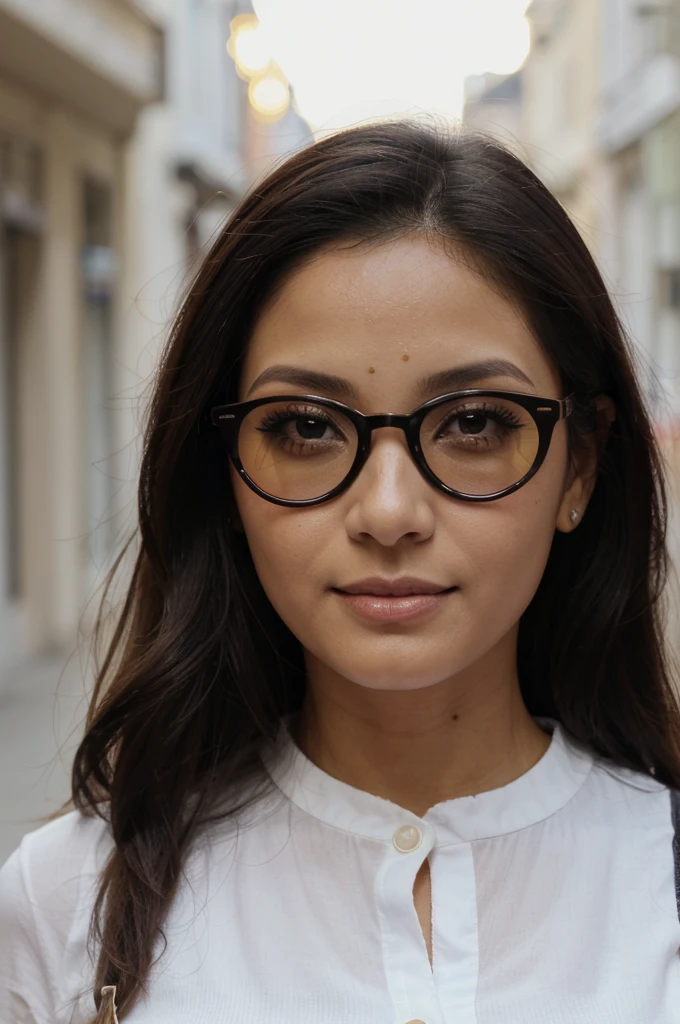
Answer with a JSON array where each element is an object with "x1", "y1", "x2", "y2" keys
[
  {"x1": 413, "y1": 859, "x2": 433, "y2": 968},
  {"x1": 230, "y1": 233, "x2": 609, "y2": 962}
]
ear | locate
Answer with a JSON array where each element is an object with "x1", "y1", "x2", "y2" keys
[{"x1": 556, "y1": 394, "x2": 616, "y2": 533}]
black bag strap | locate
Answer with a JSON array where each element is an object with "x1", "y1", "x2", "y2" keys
[{"x1": 671, "y1": 789, "x2": 680, "y2": 921}]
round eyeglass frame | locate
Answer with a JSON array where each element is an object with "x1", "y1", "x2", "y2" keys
[{"x1": 210, "y1": 389, "x2": 575, "y2": 508}]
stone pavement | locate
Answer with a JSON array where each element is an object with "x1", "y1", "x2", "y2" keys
[{"x1": 0, "y1": 650, "x2": 91, "y2": 865}]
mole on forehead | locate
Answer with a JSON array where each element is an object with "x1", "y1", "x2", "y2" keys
[{"x1": 367, "y1": 353, "x2": 409, "y2": 373}]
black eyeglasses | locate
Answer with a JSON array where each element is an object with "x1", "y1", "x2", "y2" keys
[{"x1": 210, "y1": 389, "x2": 574, "y2": 507}]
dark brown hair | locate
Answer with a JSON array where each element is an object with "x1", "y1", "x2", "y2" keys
[{"x1": 62, "y1": 118, "x2": 680, "y2": 1020}]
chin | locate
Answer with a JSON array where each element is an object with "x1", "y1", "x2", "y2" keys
[
  {"x1": 338, "y1": 659, "x2": 454, "y2": 692},
  {"x1": 355, "y1": 678, "x2": 446, "y2": 692}
]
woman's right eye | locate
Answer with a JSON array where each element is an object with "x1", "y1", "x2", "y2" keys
[
  {"x1": 291, "y1": 415, "x2": 332, "y2": 439},
  {"x1": 257, "y1": 408, "x2": 346, "y2": 443}
]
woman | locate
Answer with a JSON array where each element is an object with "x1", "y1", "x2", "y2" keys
[{"x1": 1, "y1": 118, "x2": 680, "y2": 1024}]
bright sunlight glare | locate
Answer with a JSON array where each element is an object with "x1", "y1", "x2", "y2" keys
[
  {"x1": 233, "y1": 25, "x2": 273, "y2": 76},
  {"x1": 252, "y1": 0, "x2": 531, "y2": 133},
  {"x1": 250, "y1": 75, "x2": 290, "y2": 117}
]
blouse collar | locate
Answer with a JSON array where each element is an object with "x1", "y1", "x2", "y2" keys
[{"x1": 260, "y1": 715, "x2": 595, "y2": 847}]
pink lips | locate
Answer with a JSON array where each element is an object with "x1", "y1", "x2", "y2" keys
[{"x1": 333, "y1": 576, "x2": 455, "y2": 623}]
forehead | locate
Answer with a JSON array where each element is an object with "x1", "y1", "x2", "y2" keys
[{"x1": 240, "y1": 234, "x2": 559, "y2": 398}]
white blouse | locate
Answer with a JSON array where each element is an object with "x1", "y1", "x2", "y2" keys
[{"x1": 1, "y1": 714, "x2": 680, "y2": 1024}]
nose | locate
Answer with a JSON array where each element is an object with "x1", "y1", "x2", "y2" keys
[{"x1": 343, "y1": 429, "x2": 436, "y2": 547}]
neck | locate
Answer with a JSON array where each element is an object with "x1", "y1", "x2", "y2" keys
[{"x1": 289, "y1": 644, "x2": 551, "y2": 818}]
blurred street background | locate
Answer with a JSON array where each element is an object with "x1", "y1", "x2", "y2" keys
[{"x1": 1, "y1": 0, "x2": 680, "y2": 863}]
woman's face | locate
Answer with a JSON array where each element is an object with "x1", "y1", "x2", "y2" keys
[{"x1": 231, "y1": 234, "x2": 589, "y2": 692}]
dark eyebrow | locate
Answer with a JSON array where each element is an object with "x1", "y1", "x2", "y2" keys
[
  {"x1": 245, "y1": 359, "x2": 535, "y2": 402},
  {"x1": 245, "y1": 365, "x2": 360, "y2": 400},
  {"x1": 415, "y1": 360, "x2": 535, "y2": 400}
]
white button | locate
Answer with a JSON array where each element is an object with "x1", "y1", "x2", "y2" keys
[{"x1": 392, "y1": 824, "x2": 422, "y2": 853}]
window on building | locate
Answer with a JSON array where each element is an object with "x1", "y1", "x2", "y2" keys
[
  {"x1": 1, "y1": 226, "x2": 21, "y2": 600},
  {"x1": 659, "y1": 268, "x2": 680, "y2": 310},
  {"x1": 0, "y1": 134, "x2": 43, "y2": 608}
]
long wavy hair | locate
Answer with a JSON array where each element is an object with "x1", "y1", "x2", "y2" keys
[{"x1": 62, "y1": 118, "x2": 680, "y2": 1020}]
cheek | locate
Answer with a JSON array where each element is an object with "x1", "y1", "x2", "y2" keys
[
  {"x1": 232, "y1": 472, "x2": 330, "y2": 613},
  {"x1": 458, "y1": 454, "x2": 566, "y2": 616}
]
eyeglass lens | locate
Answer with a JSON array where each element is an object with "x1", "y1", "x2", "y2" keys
[{"x1": 237, "y1": 396, "x2": 540, "y2": 500}]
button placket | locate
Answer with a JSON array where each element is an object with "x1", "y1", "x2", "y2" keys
[
  {"x1": 376, "y1": 821, "x2": 444, "y2": 1024},
  {"x1": 429, "y1": 842, "x2": 479, "y2": 1024}
]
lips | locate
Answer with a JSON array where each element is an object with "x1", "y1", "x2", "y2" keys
[
  {"x1": 334, "y1": 576, "x2": 453, "y2": 596},
  {"x1": 332, "y1": 579, "x2": 456, "y2": 624}
]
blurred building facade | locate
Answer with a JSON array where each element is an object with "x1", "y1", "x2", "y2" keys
[
  {"x1": 0, "y1": 0, "x2": 164, "y2": 674},
  {"x1": 521, "y1": 0, "x2": 605, "y2": 259},
  {"x1": 0, "y1": 0, "x2": 312, "y2": 680},
  {"x1": 597, "y1": 0, "x2": 680, "y2": 413}
]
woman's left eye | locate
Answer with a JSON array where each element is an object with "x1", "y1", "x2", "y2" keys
[
  {"x1": 457, "y1": 411, "x2": 489, "y2": 435},
  {"x1": 439, "y1": 405, "x2": 521, "y2": 435}
]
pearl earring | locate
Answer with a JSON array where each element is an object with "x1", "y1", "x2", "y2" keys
[{"x1": 569, "y1": 508, "x2": 579, "y2": 523}]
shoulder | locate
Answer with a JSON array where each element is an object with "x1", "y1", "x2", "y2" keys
[
  {"x1": 563, "y1": 731, "x2": 680, "y2": 843},
  {"x1": 0, "y1": 807, "x2": 114, "y2": 930},
  {"x1": 568, "y1": 749, "x2": 680, "y2": 921},
  {"x1": 552, "y1": 720, "x2": 676, "y2": 826},
  {"x1": 584, "y1": 753, "x2": 679, "y2": 874},
  {"x1": 0, "y1": 809, "x2": 113, "y2": 1024},
  {"x1": 584, "y1": 749, "x2": 677, "y2": 821}
]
